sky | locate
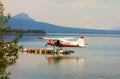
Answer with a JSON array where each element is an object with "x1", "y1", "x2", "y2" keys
[{"x1": 1, "y1": 0, "x2": 120, "y2": 30}]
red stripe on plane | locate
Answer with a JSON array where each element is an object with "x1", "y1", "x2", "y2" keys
[{"x1": 48, "y1": 43, "x2": 79, "y2": 47}]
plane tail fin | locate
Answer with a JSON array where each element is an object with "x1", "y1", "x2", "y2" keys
[{"x1": 77, "y1": 36, "x2": 88, "y2": 47}]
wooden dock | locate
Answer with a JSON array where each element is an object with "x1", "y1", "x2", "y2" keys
[{"x1": 20, "y1": 48, "x2": 74, "y2": 55}]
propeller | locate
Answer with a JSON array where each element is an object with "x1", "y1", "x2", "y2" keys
[{"x1": 45, "y1": 43, "x2": 48, "y2": 47}]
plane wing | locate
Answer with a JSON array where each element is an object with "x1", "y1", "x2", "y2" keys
[{"x1": 38, "y1": 36, "x2": 74, "y2": 40}]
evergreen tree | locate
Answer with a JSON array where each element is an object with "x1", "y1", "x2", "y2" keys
[{"x1": 0, "y1": 1, "x2": 23, "y2": 79}]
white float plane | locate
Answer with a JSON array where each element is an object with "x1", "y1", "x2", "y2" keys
[{"x1": 38, "y1": 36, "x2": 88, "y2": 48}]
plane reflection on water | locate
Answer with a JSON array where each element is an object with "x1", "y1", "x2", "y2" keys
[{"x1": 46, "y1": 56, "x2": 86, "y2": 66}]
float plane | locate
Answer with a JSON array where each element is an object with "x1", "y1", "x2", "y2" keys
[
  {"x1": 38, "y1": 36, "x2": 88, "y2": 49},
  {"x1": 38, "y1": 36, "x2": 88, "y2": 56}
]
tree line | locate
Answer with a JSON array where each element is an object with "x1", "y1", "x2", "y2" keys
[{"x1": 6, "y1": 29, "x2": 46, "y2": 34}]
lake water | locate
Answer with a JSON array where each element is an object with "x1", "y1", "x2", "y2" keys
[{"x1": 6, "y1": 34, "x2": 120, "y2": 79}]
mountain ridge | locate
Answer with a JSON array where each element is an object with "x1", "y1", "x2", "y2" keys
[
  {"x1": 12, "y1": 13, "x2": 35, "y2": 21},
  {"x1": 7, "y1": 13, "x2": 120, "y2": 34}
]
